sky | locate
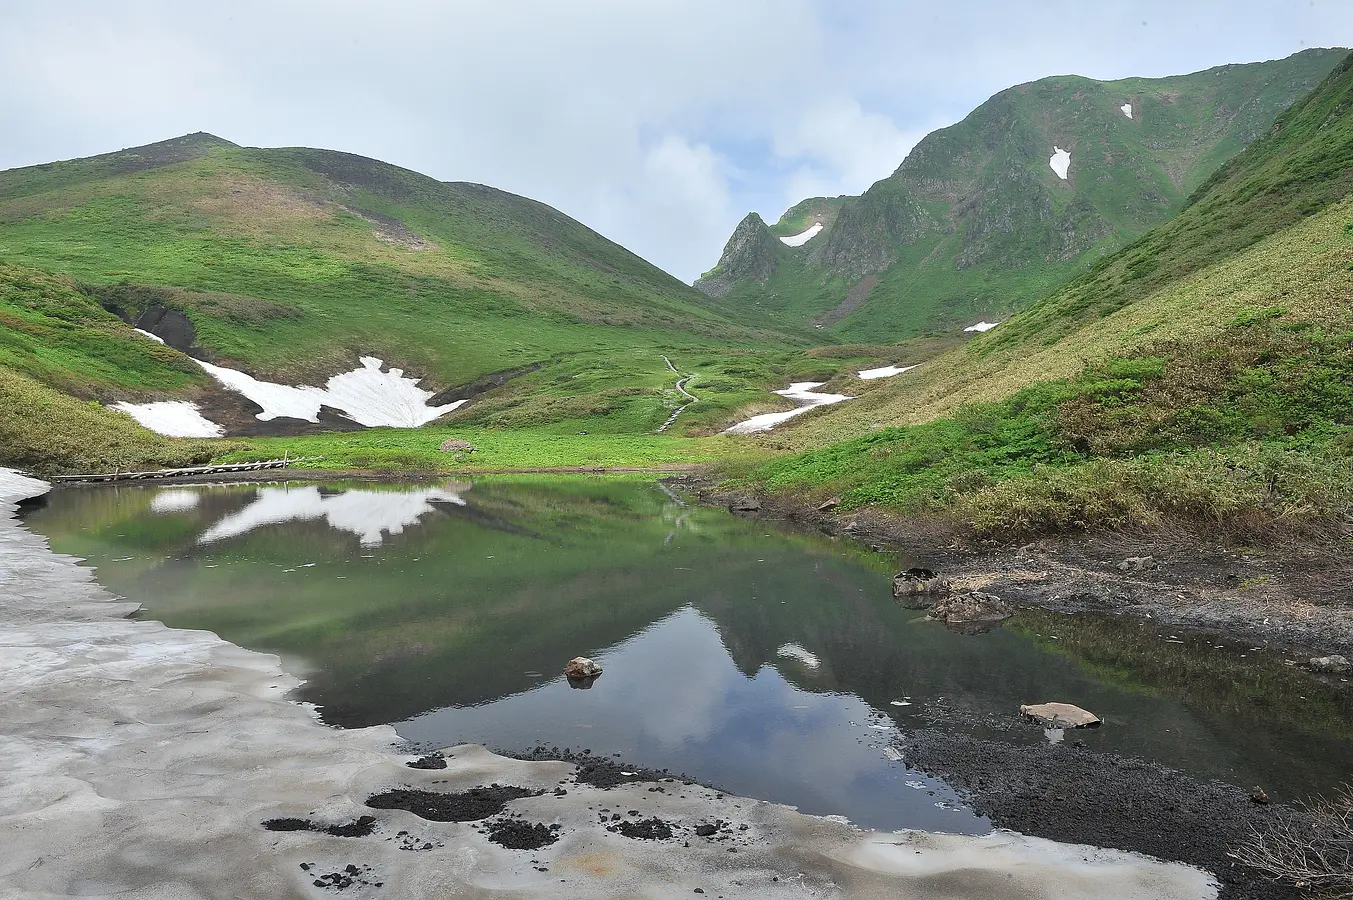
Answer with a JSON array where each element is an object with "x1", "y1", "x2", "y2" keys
[{"x1": 2, "y1": 1, "x2": 1352, "y2": 283}]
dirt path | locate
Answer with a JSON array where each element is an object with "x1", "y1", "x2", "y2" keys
[{"x1": 656, "y1": 355, "x2": 699, "y2": 433}]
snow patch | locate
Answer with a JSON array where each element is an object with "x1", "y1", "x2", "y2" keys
[
  {"x1": 964, "y1": 321, "x2": 1000, "y2": 333},
  {"x1": 135, "y1": 328, "x2": 166, "y2": 344},
  {"x1": 194, "y1": 356, "x2": 467, "y2": 428},
  {"x1": 723, "y1": 382, "x2": 852, "y2": 435},
  {"x1": 150, "y1": 489, "x2": 201, "y2": 513},
  {"x1": 198, "y1": 484, "x2": 468, "y2": 547},
  {"x1": 1050, "y1": 147, "x2": 1071, "y2": 180},
  {"x1": 111, "y1": 401, "x2": 224, "y2": 438},
  {"x1": 1120, "y1": 103, "x2": 1133, "y2": 119},
  {"x1": 776, "y1": 643, "x2": 821, "y2": 668},
  {"x1": 780, "y1": 223, "x2": 823, "y2": 247},
  {"x1": 858, "y1": 364, "x2": 918, "y2": 381}
]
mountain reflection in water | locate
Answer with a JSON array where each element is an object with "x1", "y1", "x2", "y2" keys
[{"x1": 23, "y1": 477, "x2": 1353, "y2": 831}]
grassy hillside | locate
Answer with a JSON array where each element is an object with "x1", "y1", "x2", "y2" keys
[
  {"x1": 727, "y1": 51, "x2": 1353, "y2": 538},
  {"x1": 697, "y1": 48, "x2": 1344, "y2": 342},
  {"x1": 0, "y1": 133, "x2": 798, "y2": 388}
]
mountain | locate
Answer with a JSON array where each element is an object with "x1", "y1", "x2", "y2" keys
[
  {"x1": 735, "y1": 50, "x2": 1353, "y2": 537},
  {"x1": 0, "y1": 132, "x2": 787, "y2": 391},
  {"x1": 696, "y1": 48, "x2": 1346, "y2": 341}
]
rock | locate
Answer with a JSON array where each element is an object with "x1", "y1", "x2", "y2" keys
[
  {"x1": 1251, "y1": 786, "x2": 1270, "y2": 805},
  {"x1": 1310, "y1": 655, "x2": 1350, "y2": 674},
  {"x1": 438, "y1": 439, "x2": 476, "y2": 454},
  {"x1": 817, "y1": 497, "x2": 840, "y2": 512},
  {"x1": 728, "y1": 497, "x2": 761, "y2": 513},
  {"x1": 1019, "y1": 702, "x2": 1102, "y2": 729},
  {"x1": 1117, "y1": 556, "x2": 1154, "y2": 572},
  {"x1": 928, "y1": 591, "x2": 1013, "y2": 633},
  {"x1": 564, "y1": 657, "x2": 603, "y2": 679},
  {"x1": 891, "y1": 568, "x2": 952, "y2": 609}
]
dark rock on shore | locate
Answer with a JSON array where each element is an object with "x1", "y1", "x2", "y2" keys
[{"x1": 366, "y1": 786, "x2": 542, "y2": 822}]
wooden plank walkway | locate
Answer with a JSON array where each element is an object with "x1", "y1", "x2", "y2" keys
[{"x1": 51, "y1": 457, "x2": 321, "y2": 484}]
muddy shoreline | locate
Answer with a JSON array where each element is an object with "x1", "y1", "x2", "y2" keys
[
  {"x1": 669, "y1": 475, "x2": 1353, "y2": 900},
  {"x1": 672, "y1": 475, "x2": 1353, "y2": 659}
]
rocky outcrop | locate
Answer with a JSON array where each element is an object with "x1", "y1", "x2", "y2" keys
[
  {"x1": 928, "y1": 591, "x2": 1014, "y2": 632},
  {"x1": 891, "y1": 568, "x2": 951, "y2": 609},
  {"x1": 693, "y1": 213, "x2": 782, "y2": 298},
  {"x1": 1311, "y1": 654, "x2": 1350, "y2": 674}
]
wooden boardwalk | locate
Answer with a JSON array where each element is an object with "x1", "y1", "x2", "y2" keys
[{"x1": 51, "y1": 457, "x2": 319, "y2": 484}]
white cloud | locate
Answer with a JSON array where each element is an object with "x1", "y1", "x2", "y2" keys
[{"x1": 1, "y1": 1, "x2": 1351, "y2": 282}]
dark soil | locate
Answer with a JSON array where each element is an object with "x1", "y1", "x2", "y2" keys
[
  {"x1": 900, "y1": 729, "x2": 1301, "y2": 900},
  {"x1": 484, "y1": 819, "x2": 561, "y2": 850},
  {"x1": 508, "y1": 746, "x2": 698, "y2": 790},
  {"x1": 405, "y1": 754, "x2": 448, "y2": 770},
  {"x1": 262, "y1": 815, "x2": 377, "y2": 837},
  {"x1": 365, "y1": 786, "x2": 541, "y2": 822},
  {"x1": 610, "y1": 817, "x2": 674, "y2": 840},
  {"x1": 301, "y1": 862, "x2": 381, "y2": 891}
]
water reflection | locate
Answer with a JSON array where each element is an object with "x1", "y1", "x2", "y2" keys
[
  {"x1": 401, "y1": 606, "x2": 979, "y2": 832},
  {"x1": 23, "y1": 477, "x2": 1353, "y2": 829},
  {"x1": 196, "y1": 483, "x2": 467, "y2": 547}
]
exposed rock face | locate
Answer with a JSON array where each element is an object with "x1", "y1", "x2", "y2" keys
[
  {"x1": 693, "y1": 213, "x2": 782, "y2": 298},
  {"x1": 928, "y1": 591, "x2": 1014, "y2": 632},
  {"x1": 1019, "y1": 702, "x2": 1102, "y2": 728},
  {"x1": 891, "y1": 568, "x2": 952, "y2": 609},
  {"x1": 564, "y1": 657, "x2": 602, "y2": 679}
]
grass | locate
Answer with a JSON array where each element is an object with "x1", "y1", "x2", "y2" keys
[
  {"x1": 211, "y1": 427, "x2": 761, "y2": 473},
  {"x1": 733, "y1": 313, "x2": 1353, "y2": 538},
  {"x1": 0, "y1": 367, "x2": 226, "y2": 474},
  {"x1": 699, "y1": 49, "x2": 1344, "y2": 341},
  {"x1": 0, "y1": 136, "x2": 804, "y2": 387}
]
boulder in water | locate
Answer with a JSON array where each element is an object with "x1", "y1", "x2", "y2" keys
[
  {"x1": 928, "y1": 591, "x2": 1013, "y2": 633},
  {"x1": 1020, "y1": 702, "x2": 1102, "y2": 728},
  {"x1": 564, "y1": 657, "x2": 603, "y2": 679},
  {"x1": 892, "y1": 568, "x2": 951, "y2": 609},
  {"x1": 728, "y1": 497, "x2": 761, "y2": 513}
]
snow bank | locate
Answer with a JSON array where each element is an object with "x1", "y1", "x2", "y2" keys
[
  {"x1": 964, "y1": 321, "x2": 1000, "y2": 333},
  {"x1": 858, "y1": 364, "x2": 918, "y2": 381},
  {"x1": 1050, "y1": 147, "x2": 1071, "y2": 180},
  {"x1": 1121, "y1": 103, "x2": 1133, "y2": 119},
  {"x1": 194, "y1": 356, "x2": 467, "y2": 428},
  {"x1": 135, "y1": 328, "x2": 166, "y2": 344},
  {"x1": 780, "y1": 222, "x2": 824, "y2": 247},
  {"x1": 110, "y1": 401, "x2": 224, "y2": 438},
  {"x1": 724, "y1": 382, "x2": 852, "y2": 434},
  {"x1": 198, "y1": 483, "x2": 467, "y2": 547}
]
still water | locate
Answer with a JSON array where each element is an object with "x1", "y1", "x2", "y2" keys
[{"x1": 23, "y1": 477, "x2": 1353, "y2": 831}]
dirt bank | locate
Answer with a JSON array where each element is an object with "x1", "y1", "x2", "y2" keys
[{"x1": 676, "y1": 477, "x2": 1353, "y2": 659}]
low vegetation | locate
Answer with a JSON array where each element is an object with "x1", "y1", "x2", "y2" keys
[
  {"x1": 735, "y1": 316, "x2": 1353, "y2": 538},
  {"x1": 0, "y1": 367, "x2": 224, "y2": 474}
]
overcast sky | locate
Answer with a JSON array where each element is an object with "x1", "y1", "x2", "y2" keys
[{"x1": 3, "y1": 1, "x2": 1351, "y2": 282}]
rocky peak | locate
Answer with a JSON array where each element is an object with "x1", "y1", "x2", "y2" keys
[{"x1": 693, "y1": 212, "x2": 782, "y2": 298}]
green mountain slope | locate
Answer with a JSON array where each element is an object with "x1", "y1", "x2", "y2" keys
[
  {"x1": 696, "y1": 48, "x2": 1345, "y2": 341},
  {"x1": 0, "y1": 133, "x2": 792, "y2": 389},
  {"x1": 730, "y1": 51, "x2": 1353, "y2": 538}
]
